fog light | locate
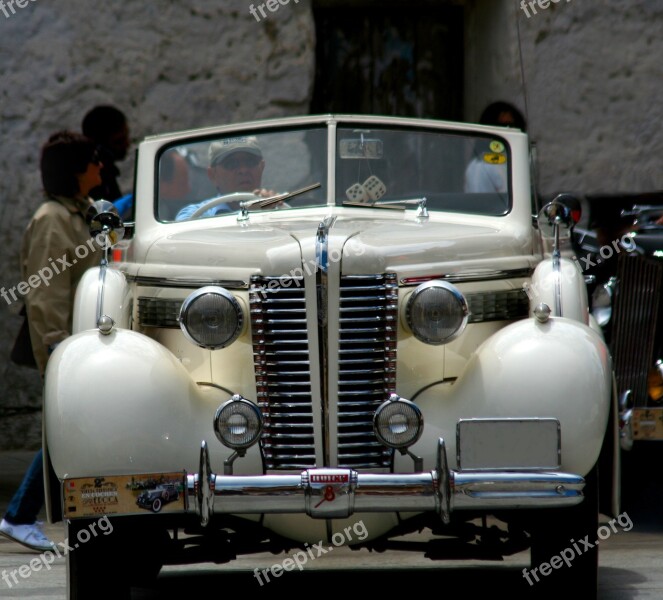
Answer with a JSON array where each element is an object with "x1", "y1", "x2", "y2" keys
[
  {"x1": 373, "y1": 393, "x2": 423, "y2": 449},
  {"x1": 214, "y1": 395, "x2": 262, "y2": 450}
]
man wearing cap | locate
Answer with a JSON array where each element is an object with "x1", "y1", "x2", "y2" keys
[{"x1": 175, "y1": 136, "x2": 272, "y2": 220}]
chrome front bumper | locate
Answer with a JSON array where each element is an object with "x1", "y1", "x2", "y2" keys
[{"x1": 186, "y1": 439, "x2": 585, "y2": 526}]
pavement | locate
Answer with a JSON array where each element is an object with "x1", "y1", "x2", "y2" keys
[{"x1": 0, "y1": 449, "x2": 64, "y2": 549}]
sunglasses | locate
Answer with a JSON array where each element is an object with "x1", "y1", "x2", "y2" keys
[
  {"x1": 90, "y1": 150, "x2": 102, "y2": 166},
  {"x1": 219, "y1": 154, "x2": 261, "y2": 170}
]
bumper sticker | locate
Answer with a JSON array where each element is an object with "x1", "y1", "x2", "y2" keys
[{"x1": 64, "y1": 472, "x2": 186, "y2": 518}]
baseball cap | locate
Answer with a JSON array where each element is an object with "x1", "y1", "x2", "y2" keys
[{"x1": 208, "y1": 136, "x2": 263, "y2": 167}]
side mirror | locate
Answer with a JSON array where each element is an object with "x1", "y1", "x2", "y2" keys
[
  {"x1": 86, "y1": 200, "x2": 125, "y2": 264},
  {"x1": 86, "y1": 200, "x2": 125, "y2": 246},
  {"x1": 537, "y1": 199, "x2": 574, "y2": 241},
  {"x1": 552, "y1": 192, "x2": 582, "y2": 225}
]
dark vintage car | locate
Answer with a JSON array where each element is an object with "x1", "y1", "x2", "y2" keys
[
  {"x1": 136, "y1": 484, "x2": 180, "y2": 513},
  {"x1": 574, "y1": 192, "x2": 663, "y2": 449}
]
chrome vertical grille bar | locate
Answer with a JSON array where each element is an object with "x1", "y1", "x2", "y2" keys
[
  {"x1": 337, "y1": 273, "x2": 398, "y2": 469},
  {"x1": 250, "y1": 276, "x2": 316, "y2": 469}
]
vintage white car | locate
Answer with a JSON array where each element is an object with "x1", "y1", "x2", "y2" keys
[{"x1": 43, "y1": 114, "x2": 618, "y2": 598}]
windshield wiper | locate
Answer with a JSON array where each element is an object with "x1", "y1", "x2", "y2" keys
[
  {"x1": 343, "y1": 196, "x2": 429, "y2": 219},
  {"x1": 238, "y1": 182, "x2": 322, "y2": 220}
]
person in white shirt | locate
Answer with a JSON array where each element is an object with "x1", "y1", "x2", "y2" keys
[{"x1": 464, "y1": 101, "x2": 526, "y2": 194}]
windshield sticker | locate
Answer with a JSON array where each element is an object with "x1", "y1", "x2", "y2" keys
[
  {"x1": 489, "y1": 140, "x2": 505, "y2": 154},
  {"x1": 483, "y1": 153, "x2": 507, "y2": 165}
]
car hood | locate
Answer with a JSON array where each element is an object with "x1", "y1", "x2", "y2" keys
[{"x1": 140, "y1": 214, "x2": 534, "y2": 279}]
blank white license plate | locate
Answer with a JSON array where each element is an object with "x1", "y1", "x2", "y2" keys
[{"x1": 457, "y1": 418, "x2": 560, "y2": 470}]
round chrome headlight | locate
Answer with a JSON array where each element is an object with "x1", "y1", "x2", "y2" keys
[
  {"x1": 179, "y1": 286, "x2": 243, "y2": 349},
  {"x1": 214, "y1": 395, "x2": 263, "y2": 450},
  {"x1": 373, "y1": 394, "x2": 423, "y2": 449},
  {"x1": 405, "y1": 280, "x2": 469, "y2": 344}
]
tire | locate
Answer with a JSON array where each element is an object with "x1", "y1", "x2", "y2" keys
[
  {"x1": 151, "y1": 497, "x2": 163, "y2": 512},
  {"x1": 527, "y1": 466, "x2": 599, "y2": 598},
  {"x1": 66, "y1": 517, "x2": 169, "y2": 599},
  {"x1": 66, "y1": 519, "x2": 131, "y2": 600}
]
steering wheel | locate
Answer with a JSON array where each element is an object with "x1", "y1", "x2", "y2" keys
[{"x1": 186, "y1": 192, "x2": 259, "y2": 220}]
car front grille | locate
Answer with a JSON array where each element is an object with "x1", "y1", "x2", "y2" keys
[
  {"x1": 250, "y1": 277, "x2": 316, "y2": 470},
  {"x1": 137, "y1": 297, "x2": 182, "y2": 328},
  {"x1": 612, "y1": 254, "x2": 663, "y2": 406},
  {"x1": 466, "y1": 289, "x2": 529, "y2": 323},
  {"x1": 337, "y1": 274, "x2": 397, "y2": 469},
  {"x1": 250, "y1": 273, "x2": 398, "y2": 470}
]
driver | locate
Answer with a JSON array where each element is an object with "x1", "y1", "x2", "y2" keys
[{"x1": 175, "y1": 136, "x2": 273, "y2": 220}]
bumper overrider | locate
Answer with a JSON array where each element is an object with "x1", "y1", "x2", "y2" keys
[{"x1": 185, "y1": 438, "x2": 584, "y2": 527}]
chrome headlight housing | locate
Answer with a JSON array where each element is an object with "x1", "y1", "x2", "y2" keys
[
  {"x1": 214, "y1": 395, "x2": 263, "y2": 450},
  {"x1": 179, "y1": 286, "x2": 243, "y2": 349},
  {"x1": 373, "y1": 394, "x2": 423, "y2": 449},
  {"x1": 405, "y1": 280, "x2": 469, "y2": 344},
  {"x1": 591, "y1": 277, "x2": 616, "y2": 327}
]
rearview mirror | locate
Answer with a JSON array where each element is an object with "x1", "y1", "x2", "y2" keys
[{"x1": 339, "y1": 138, "x2": 383, "y2": 159}]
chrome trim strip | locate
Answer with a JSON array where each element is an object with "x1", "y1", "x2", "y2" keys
[
  {"x1": 316, "y1": 216, "x2": 336, "y2": 466},
  {"x1": 399, "y1": 268, "x2": 533, "y2": 286},
  {"x1": 185, "y1": 438, "x2": 584, "y2": 523},
  {"x1": 552, "y1": 250, "x2": 563, "y2": 316},
  {"x1": 96, "y1": 262, "x2": 107, "y2": 324},
  {"x1": 127, "y1": 275, "x2": 247, "y2": 289}
]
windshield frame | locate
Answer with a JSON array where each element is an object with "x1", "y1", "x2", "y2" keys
[{"x1": 151, "y1": 116, "x2": 515, "y2": 223}]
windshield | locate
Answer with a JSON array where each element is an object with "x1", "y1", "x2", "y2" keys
[
  {"x1": 156, "y1": 123, "x2": 511, "y2": 221},
  {"x1": 335, "y1": 126, "x2": 510, "y2": 216}
]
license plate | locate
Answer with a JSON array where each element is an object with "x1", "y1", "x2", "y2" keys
[
  {"x1": 63, "y1": 471, "x2": 186, "y2": 518},
  {"x1": 457, "y1": 418, "x2": 560, "y2": 470},
  {"x1": 633, "y1": 408, "x2": 663, "y2": 440}
]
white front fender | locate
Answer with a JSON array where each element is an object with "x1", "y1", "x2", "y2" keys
[
  {"x1": 44, "y1": 329, "x2": 237, "y2": 479},
  {"x1": 413, "y1": 316, "x2": 611, "y2": 476}
]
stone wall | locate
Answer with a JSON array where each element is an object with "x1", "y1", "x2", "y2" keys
[
  {"x1": 465, "y1": 0, "x2": 663, "y2": 198},
  {"x1": 0, "y1": 0, "x2": 315, "y2": 450}
]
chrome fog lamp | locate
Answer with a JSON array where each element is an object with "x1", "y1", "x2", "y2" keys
[
  {"x1": 406, "y1": 280, "x2": 469, "y2": 344},
  {"x1": 179, "y1": 286, "x2": 243, "y2": 349},
  {"x1": 373, "y1": 394, "x2": 423, "y2": 449},
  {"x1": 214, "y1": 395, "x2": 263, "y2": 450}
]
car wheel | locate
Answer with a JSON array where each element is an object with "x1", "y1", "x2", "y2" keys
[
  {"x1": 66, "y1": 517, "x2": 170, "y2": 599},
  {"x1": 66, "y1": 519, "x2": 131, "y2": 600},
  {"x1": 151, "y1": 497, "x2": 163, "y2": 512},
  {"x1": 527, "y1": 465, "x2": 599, "y2": 598}
]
